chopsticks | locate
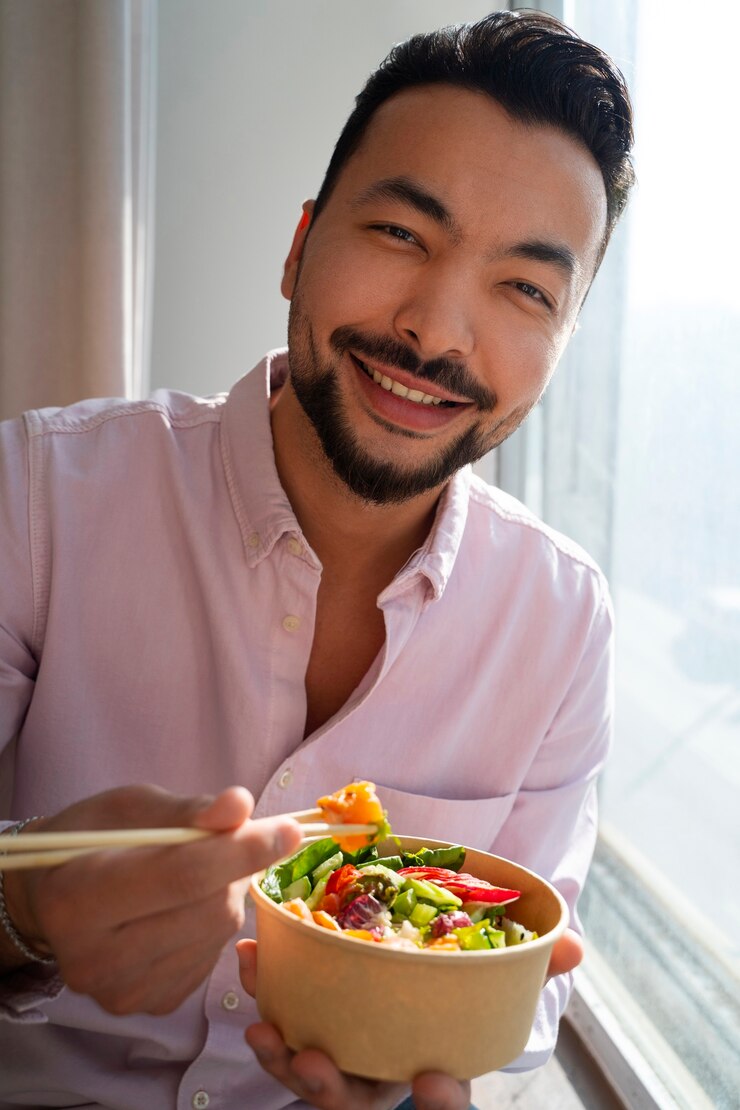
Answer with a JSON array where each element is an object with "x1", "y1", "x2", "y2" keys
[{"x1": 0, "y1": 810, "x2": 379, "y2": 871}]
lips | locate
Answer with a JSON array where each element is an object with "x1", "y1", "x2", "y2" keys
[{"x1": 351, "y1": 354, "x2": 470, "y2": 408}]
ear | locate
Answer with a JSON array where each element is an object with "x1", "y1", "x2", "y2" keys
[{"x1": 281, "y1": 200, "x2": 315, "y2": 300}]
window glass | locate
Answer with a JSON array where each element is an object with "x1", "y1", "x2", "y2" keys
[
  {"x1": 502, "y1": 1, "x2": 740, "y2": 1100},
  {"x1": 569, "y1": 0, "x2": 740, "y2": 958}
]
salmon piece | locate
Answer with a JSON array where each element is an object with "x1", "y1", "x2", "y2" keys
[
  {"x1": 316, "y1": 781, "x2": 388, "y2": 852},
  {"x1": 282, "y1": 898, "x2": 313, "y2": 923},
  {"x1": 312, "y1": 910, "x2": 342, "y2": 932},
  {"x1": 343, "y1": 928, "x2": 380, "y2": 942}
]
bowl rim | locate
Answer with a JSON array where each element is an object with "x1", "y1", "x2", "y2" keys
[{"x1": 249, "y1": 834, "x2": 569, "y2": 963}]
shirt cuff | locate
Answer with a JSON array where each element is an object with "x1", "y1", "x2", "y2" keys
[{"x1": 0, "y1": 962, "x2": 65, "y2": 1023}]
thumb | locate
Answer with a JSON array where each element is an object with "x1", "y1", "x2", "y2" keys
[
  {"x1": 191, "y1": 786, "x2": 255, "y2": 832},
  {"x1": 547, "y1": 928, "x2": 584, "y2": 979}
]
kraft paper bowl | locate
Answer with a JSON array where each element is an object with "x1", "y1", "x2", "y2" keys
[{"x1": 249, "y1": 835, "x2": 569, "y2": 1082}]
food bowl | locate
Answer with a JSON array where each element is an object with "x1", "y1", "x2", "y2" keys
[{"x1": 249, "y1": 835, "x2": 569, "y2": 1081}]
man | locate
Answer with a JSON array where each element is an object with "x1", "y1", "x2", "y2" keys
[{"x1": 0, "y1": 10, "x2": 634, "y2": 1109}]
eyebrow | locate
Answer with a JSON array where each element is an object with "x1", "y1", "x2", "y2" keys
[
  {"x1": 352, "y1": 175, "x2": 579, "y2": 282},
  {"x1": 496, "y1": 240, "x2": 578, "y2": 280},
  {"x1": 351, "y1": 176, "x2": 462, "y2": 243}
]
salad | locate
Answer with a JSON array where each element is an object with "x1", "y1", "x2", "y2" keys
[{"x1": 261, "y1": 782, "x2": 537, "y2": 953}]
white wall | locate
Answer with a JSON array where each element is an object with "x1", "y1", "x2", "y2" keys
[{"x1": 151, "y1": 0, "x2": 502, "y2": 397}]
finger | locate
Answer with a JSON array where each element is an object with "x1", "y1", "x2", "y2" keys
[
  {"x1": 289, "y1": 1047, "x2": 407, "y2": 1110},
  {"x1": 247, "y1": 1023, "x2": 407, "y2": 1110},
  {"x1": 40, "y1": 814, "x2": 301, "y2": 928},
  {"x1": 547, "y1": 928, "x2": 584, "y2": 978},
  {"x1": 236, "y1": 937, "x2": 257, "y2": 996},
  {"x1": 245, "y1": 1022, "x2": 312, "y2": 1103},
  {"x1": 193, "y1": 785, "x2": 255, "y2": 830},
  {"x1": 412, "y1": 1072, "x2": 471, "y2": 1110}
]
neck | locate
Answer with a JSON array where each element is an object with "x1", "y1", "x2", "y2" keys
[{"x1": 270, "y1": 380, "x2": 442, "y2": 579}]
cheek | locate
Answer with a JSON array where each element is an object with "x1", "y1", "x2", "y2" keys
[
  {"x1": 479, "y1": 324, "x2": 561, "y2": 407},
  {"x1": 299, "y1": 238, "x2": 404, "y2": 324}
]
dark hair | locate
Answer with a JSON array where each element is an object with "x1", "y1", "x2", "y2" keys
[{"x1": 312, "y1": 10, "x2": 635, "y2": 259}]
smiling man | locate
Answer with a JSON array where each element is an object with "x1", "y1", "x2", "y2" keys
[{"x1": 0, "y1": 11, "x2": 634, "y2": 1110}]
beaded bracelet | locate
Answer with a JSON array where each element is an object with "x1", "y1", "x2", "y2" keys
[{"x1": 0, "y1": 817, "x2": 56, "y2": 966}]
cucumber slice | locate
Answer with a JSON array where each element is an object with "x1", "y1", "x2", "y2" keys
[
  {"x1": 305, "y1": 875, "x2": 329, "y2": 911},
  {"x1": 410, "y1": 902, "x2": 438, "y2": 928},
  {"x1": 312, "y1": 851, "x2": 343, "y2": 882},
  {"x1": 283, "y1": 875, "x2": 311, "y2": 902},
  {"x1": 393, "y1": 888, "x2": 417, "y2": 918}
]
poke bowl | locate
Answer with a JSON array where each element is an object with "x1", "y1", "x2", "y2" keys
[{"x1": 249, "y1": 834, "x2": 569, "y2": 1081}]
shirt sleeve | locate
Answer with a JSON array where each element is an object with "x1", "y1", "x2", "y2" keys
[
  {"x1": 0, "y1": 419, "x2": 60, "y2": 1018},
  {"x1": 492, "y1": 579, "x2": 614, "y2": 1072},
  {"x1": 0, "y1": 416, "x2": 38, "y2": 750}
]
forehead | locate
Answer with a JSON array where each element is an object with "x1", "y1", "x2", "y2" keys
[{"x1": 333, "y1": 84, "x2": 607, "y2": 273}]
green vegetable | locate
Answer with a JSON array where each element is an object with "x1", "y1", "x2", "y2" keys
[
  {"x1": 343, "y1": 843, "x2": 379, "y2": 867},
  {"x1": 410, "y1": 902, "x2": 438, "y2": 928},
  {"x1": 400, "y1": 845, "x2": 466, "y2": 872},
  {"x1": 502, "y1": 918, "x2": 538, "y2": 945},
  {"x1": 484, "y1": 926, "x2": 506, "y2": 949},
  {"x1": 362, "y1": 855, "x2": 403, "y2": 872},
  {"x1": 312, "y1": 851, "x2": 343, "y2": 882},
  {"x1": 454, "y1": 924, "x2": 492, "y2": 950},
  {"x1": 305, "y1": 876, "x2": 329, "y2": 911},
  {"x1": 261, "y1": 837, "x2": 340, "y2": 903},
  {"x1": 283, "y1": 875, "x2": 311, "y2": 902},
  {"x1": 402, "y1": 877, "x2": 462, "y2": 908},
  {"x1": 353, "y1": 865, "x2": 404, "y2": 907},
  {"x1": 393, "y1": 888, "x2": 417, "y2": 918}
]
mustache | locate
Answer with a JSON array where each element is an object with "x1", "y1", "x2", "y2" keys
[{"x1": 330, "y1": 326, "x2": 497, "y2": 412}]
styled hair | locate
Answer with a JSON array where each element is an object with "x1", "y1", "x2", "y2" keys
[{"x1": 312, "y1": 10, "x2": 635, "y2": 258}]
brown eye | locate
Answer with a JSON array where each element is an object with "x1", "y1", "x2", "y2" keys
[
  {"x1": 513, "y1": 281, "x2": 551, "y2": 308},
  {"x1": 371, "y1": 224, "x2": 418, "y2": 244}
]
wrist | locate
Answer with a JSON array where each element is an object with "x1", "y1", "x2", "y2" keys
[{"x1": 0, "y1": 818, "x2": 55, "y2": 968}]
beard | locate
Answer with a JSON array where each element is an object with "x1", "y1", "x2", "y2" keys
[{"x1": 286, "y1": 295, "x2": 531, "y2": 505}]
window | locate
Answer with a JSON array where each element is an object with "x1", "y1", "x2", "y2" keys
[{"x1": 502, "y1": 2, "x2": 740, "y2": 1104}]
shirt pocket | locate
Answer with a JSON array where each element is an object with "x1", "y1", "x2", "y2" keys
[{"x1": 373, "y1": 782, "x2": 517, "y2": 852}]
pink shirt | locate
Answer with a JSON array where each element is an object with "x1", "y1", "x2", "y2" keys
[{"x1": 0, "y1": 350, "x2": 613, "y2": 1109}]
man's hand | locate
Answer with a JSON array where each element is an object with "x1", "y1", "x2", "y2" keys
[
  {"x1": 1, "y1": 784, "x2": 302, "y2": 1015},
  {"x1": 237, "y1": 940, "x2": 472, "y2": 1110},
  {"x1": 547, "y1": 928, "x2": 583, "y2": 979},
  {"x1": 236, "y1": 927, "x2": 583, "y2": 1109}
]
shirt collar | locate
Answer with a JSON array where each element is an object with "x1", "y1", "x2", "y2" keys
[
  {"x1": 221, "y1": 349, "x2": 472, "y2": 596},
  {"x1": 221, "y1": 349, "x2": 301, "y2": 567}
]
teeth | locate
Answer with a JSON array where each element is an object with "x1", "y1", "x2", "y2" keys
[{"x1": 365, "y1": 362, "x2": 445, "y2": 407}]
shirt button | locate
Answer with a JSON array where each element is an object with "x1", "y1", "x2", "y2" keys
[
  {"x1": 278, "y1": 769, "x2": 293, "y2": 788},
  {"x1": 248, "y1": 532, "x2": 260, "y2": 548},
  {"x1": 287, "y1": 536, "x2": 303, "y2": 556},
  {"x1": 282, "y1": 614, "x2": 301, "y2": 632},
  {"x1": 221, "y1": 989, "x2": 239, "y2": 1011},
  {"x1": 192, "y1": 1092, "x2": 210, "y2": 1109}
]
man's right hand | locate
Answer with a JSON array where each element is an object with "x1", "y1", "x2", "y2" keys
[{"x1": 1, "y1": 784, "x2": 302, "y2": 1015}]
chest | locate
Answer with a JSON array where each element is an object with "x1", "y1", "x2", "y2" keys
[{"x1": 303, "y1": 579, "x2": 387, "y2": 738}]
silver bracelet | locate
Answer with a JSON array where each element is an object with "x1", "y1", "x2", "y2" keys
[{"x1": 0, "y1": 817, "x2": 56, "y2": 966}]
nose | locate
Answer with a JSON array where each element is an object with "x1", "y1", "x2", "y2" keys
[{"x1": 393, "y1": 262, "x2": 476, "y2": 361}]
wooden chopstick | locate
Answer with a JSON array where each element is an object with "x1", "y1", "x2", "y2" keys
[{"x1": 0, "y1": 820, "x2": 380, "y2": 871}]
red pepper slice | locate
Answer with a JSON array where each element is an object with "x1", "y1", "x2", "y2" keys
[
  {"x1": 398, "y1": 866, "x2": 520, "y2": 904},
  {"x1": 324, "y1": 864, "x2": 361, "y2": 899}
]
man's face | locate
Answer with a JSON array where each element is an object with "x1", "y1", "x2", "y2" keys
[{"x1": 281, "y1": 84, "x2": 607, "y2": 504}]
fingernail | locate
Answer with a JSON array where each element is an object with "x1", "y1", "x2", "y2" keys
[
  {"x1": 296, "y1": 1073, "x2": 322, "y2": 1094},
  {"x1": 253, "y1": 1045, "x2": 275, "y2": 1064},
  {"x1": 273, "y1": 823, "x2": 299, "y2": 857}
]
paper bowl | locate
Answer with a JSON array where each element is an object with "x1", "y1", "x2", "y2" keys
[{"x1": 249, "y1": 835, "x2": 569, "y2": 1081}]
